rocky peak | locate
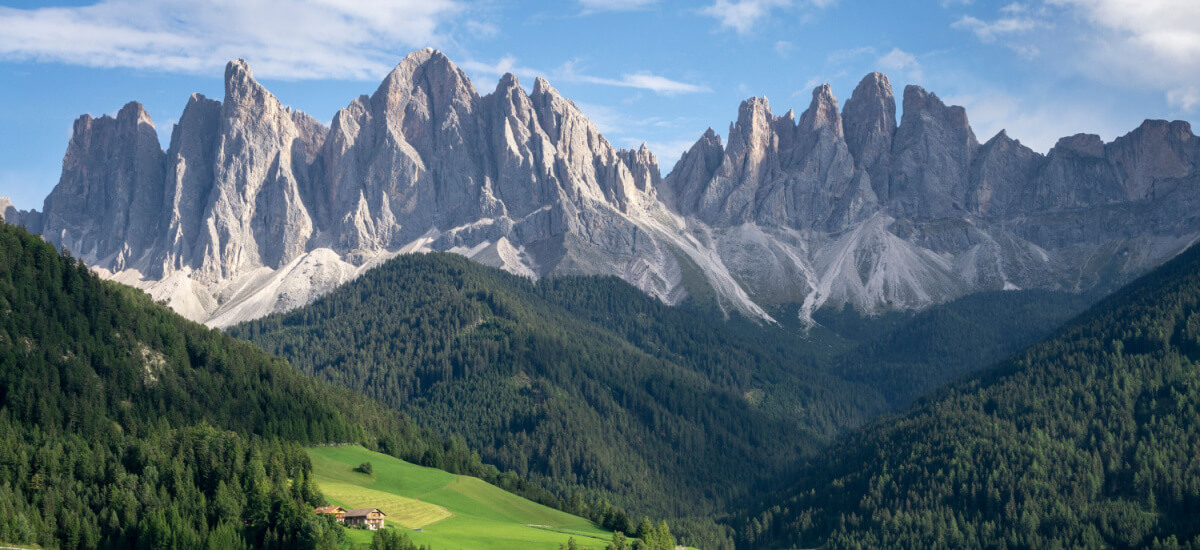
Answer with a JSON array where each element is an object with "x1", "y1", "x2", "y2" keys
[
  {"x1": 777, "y1": 84, "x2": 870, "y2": 230},
  {"x1": 661, "y1": 127, "x2": 724, "y2": 213},
  {"x1": 480, "y1": 71, "x2": 555, "y2": 219},
  {"x1": 224, "y1": 59, "x2": 265, "y2": 108},
  {"x1": 200, "y1": 58, "x2": 319, "y2": 278},
  {"x1": 729, "y1": 97, "x2": 776, "y2": 150},
  {"x1": 1106, "y1": 119, "x2": 1196, "y2": 200},
  {"x1": 725, "y1": 97, "x2": 783, "y2": 181},
  {"x1": 160, "y1": 92, "x2": 222, "y2": 274},
  {"x1": 22, "y1": 49, "x2": 1200, "y2": 328},
  {"x1": 528, "y1": 76, "x2": 640, "y2": 209},
  {"x1": 968, "y1": 129, "x2": 1040, "y2": 217},
  {"x1": 842, "y1": 72, "x2": 896, "y2": 201},
  {"x1": 1029, "y1": 132, "x2": 1123, "y2": 213},
  {"x1": 888, "y1": 85, "x2": 979, "y2": 218},
  {"x1": 797, "y1": 84, "x2": 842, "y2": 137},
  {"x1": 370, "y1": 48, "x2": 481, "y2": 157},
  {"x1": 375, "y1": 48, "x2": 477, "y2": 103},
  {"x1": 1051, "y1": 133, "x2": 1105, "y2": 158},
  {"x1": 618, "y1": 143, "x2": 662, "y2": 193},
  {"x1": 488, "y1": 72, "x2": 537, "y2": 136},
  {"x1": 495, "y1": 72, "x2": 522, "y2": 97},
  {"x1": 40, "y1": 100, "x2": 166, "y2": 267},
  {"x1": 530, "y1": 76, "x2": 586, "y2": 142}
]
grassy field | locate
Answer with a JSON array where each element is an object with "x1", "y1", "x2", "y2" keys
[{"x1": 308, "y1": 445, "x2": 614, "y2": 549}]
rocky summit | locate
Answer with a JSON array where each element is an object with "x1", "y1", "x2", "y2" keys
[{"x1": 5, "y1": 50, "x2": 1200, "y2": 326}]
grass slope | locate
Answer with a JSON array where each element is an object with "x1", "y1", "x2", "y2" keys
[{"x1": 310, "y1": 446, "x2": 612, "y2": 549}]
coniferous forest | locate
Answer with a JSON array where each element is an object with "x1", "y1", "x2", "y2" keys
[
  {"x1": 9, "y1": 206, "x2": 1200, "y2": 550},
  {"x1": 0, "y1": 222, "x2": 602, "y2": 549},
  {"x1": 732, "y1": 235, "x2": 1200, "y2": 549},
  {"x1": 230, "y1": 248, "x2": 1091, "y2": 547}
]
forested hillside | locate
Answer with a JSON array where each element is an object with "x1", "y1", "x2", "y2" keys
[
  {"x1": 814, "y1": 289, "x2": 1094, "y2": 408},
  {"x1": 0, "y1": 222, "x2": 569, "y2": 549},
  {"x1": 735, "y1": 242, "x2": 1200, "y2": 549},
  {"x1": 231, "y1": 250, "x2": 1089, "y2": 548},
  {"x1": 232, "y1": 253, "x2": 882, "y2": 531}
]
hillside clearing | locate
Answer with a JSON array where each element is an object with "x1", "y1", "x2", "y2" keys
[{"x1": 309, "y1": 446, "x2": 613, "y2": 549}]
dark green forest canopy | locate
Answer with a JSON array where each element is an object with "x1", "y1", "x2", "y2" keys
[
  {"x1": 736, "y1": 242, "x2": 1200, "y2": 549},
  {"x1": 232, "y1": 252, "x2": 877, "y2": 528},
  {"x1": 230, "y1": 249, "x2": 1089, "y2": 548},
  {"x1": 0, "y1": 214, "x2": 1103, "y2": 550},
  {"x1": 0, "y1": 222, "x2": 568, "y2": 549}
]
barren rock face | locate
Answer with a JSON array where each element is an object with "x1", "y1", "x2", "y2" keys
[
  {"x1": 888, "y1": 85, "x2": 980, "y2": 220},
  {"x1": 39, "y1": 102, "x2": 165, "y2": 270},
  {"x1": 842, "y1": 72, "x2": 896, "y2": 203},
  {"x1": 15, "y1": 49, "x2": 1200, "y2": 326}
]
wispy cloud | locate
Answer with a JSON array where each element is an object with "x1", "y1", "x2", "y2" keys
[
  {"x1": 0, "y1": 0, "x2": 461, "y2": 80},
  {"x1": 700, "y1": 0, "x2": 791, "y2": 34},
  {"x1": 578, "y1": 72, "x2": 711, "y2": 95},
  {"x1": 951, "y1": 3, "x2": 1048, "y2": 43},
  {"x1": 1050, "y1": 0, "x2": 1200, "y2": 111},
  {"x1": 464, "y1": 56, "x2": 711, "y2": 96},
  {"x1": 877, "y1": 47, "x2": 923, "y2": 82}
]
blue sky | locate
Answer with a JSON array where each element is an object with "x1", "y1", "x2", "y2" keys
[{"x1": 2, "y1": 0, "x2": 1198, "y2": 210}]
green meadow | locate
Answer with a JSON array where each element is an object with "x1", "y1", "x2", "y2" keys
[{"x1": 308, "y1": 446, "x2": 614, "y2": 549}]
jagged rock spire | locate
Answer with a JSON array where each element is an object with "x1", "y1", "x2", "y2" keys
[
  {"x1": 842, "y1": 72, "x2": 896, "y2": 201},
  {"x1": 21, "y1": 56, "x2": 1200, "y2": 326},
  {"x1": 888, "y1": 85, "x2": 980, "y2": 219}
]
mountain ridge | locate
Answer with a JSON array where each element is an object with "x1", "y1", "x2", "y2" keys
[
  {"x1": 6, "y1": 48, "x2": 1200, "y2": 327},
  {"x1": 733, "y1": 235, "x2": 1200, "y2": 549}
]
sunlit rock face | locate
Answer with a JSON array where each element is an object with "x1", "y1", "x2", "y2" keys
[{"x1": 13, "y1": 51, "x2": 1200, "y2": 327}]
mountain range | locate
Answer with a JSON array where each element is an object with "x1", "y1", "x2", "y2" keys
[
  {"x1": 4, "y1": 48, "x2": 1200, "y2": 326},
  {"x1": 736, "y1": 210, "x2": 1200, "y2": 549}
]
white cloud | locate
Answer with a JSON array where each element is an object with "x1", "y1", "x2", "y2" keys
[
  {"x1": 700, "y1": 0, "x2": 790, "y2": 34},
  {"x1": 557, "y1": 59, "x2": 710, "y2": 95},
  {"x1": 1167, "y1": 88, "x2": 1200, "y2": 112},
  {"x1": 584, "y1": 72, "x2": 711, "y2": 95},
  {"x1": 578, "y1": 0, "x2": 658, "y2": 11},
  {"x1": 1048, "y1": 0, "x2": 1200, "y2": 111},
  {"x1": 951, "y1": 6, "x2": 1048, "y2": 43},
  {"x1": 877, "y1": 47, "x2": 923, "y2": 82},
  {"x1": 0, "y1": 0, "x2": 462, "y2": 80},
  {"x1": 464, "y1": 56, "x2": 710, "y2": 96},
  {"x1": 775, "y1": 41, "x2": 794, "y2": 56}
]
